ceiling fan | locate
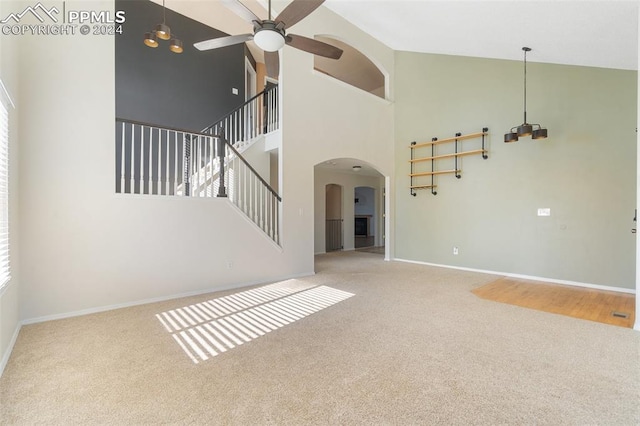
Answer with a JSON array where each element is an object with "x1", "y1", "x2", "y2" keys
[{"x1": 194, "y1": 0, "x2": 344, "y2": 78}]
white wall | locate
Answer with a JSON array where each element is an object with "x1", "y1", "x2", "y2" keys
[
  {"x1": 14, "y1": 1, "x2": 303, "y2": 321},
  {"x1": 636, "y1": 5, "x2": 640, "y2": 330},
  {"x1": 13, "y1": 0, "x2": 395, "y2": 322},
  {"x1": 314, "y1": 169, "x2": 384, "y2": 254},
  {"x1": 237, "y1": 136, "x2": 271, "y2": 184},
  {"x1": 0, "y1": 0, "x2": 20, "y2": 374},
  {"x1": 280, "y1": 5, "x2": 395, "y2": 267}
]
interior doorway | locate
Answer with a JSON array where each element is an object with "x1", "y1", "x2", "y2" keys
[
  {"x1": 245, "y1": 58, "x2": 257, "y2": 100},
  {"x1": 354, "y1": 186, "x2": 375, "y2": 248},
  {"x1": 325, "y1": 183, "x2": 343, "y2": 252},
  {"x1": 314, "y1": 158, "x2": 388, "y2": 259}
]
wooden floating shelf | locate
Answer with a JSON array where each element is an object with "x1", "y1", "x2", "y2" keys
[
  {"x1": 409, "y1": 149, "x2": 487, "y2": 163},
  {"x1": 410, "y1": 131, "x2": 488, "y2": 149},
  {"x1": 409, "y1": 127, "x2": 488, "y2": 196},
  {"x1": 409, "y1": 169, "x2": 460, "y2": 177}
]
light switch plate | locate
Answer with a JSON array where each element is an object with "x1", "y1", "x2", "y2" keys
[{"x1": 537, "y1": 208, "x2": 551, "y2": 216}]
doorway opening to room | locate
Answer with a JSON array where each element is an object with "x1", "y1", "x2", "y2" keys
[
  {"x1": 314, "y1": 158, "x2": 387, "y2": 258},
  {"x1": 354, "y1": 186, "x2": 375, "y2": 249},
  {"x1": 325, "y1": 183, "x2": 343, "y2": 252}
]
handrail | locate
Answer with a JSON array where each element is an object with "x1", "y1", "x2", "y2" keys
[
  {"x1": 201, "y1": 85, "x2": 278, "y2": 133},
  {"x1": 116, "y1": 117, "x2": 281, "y2": 201},
  {"x1": 116, "y1": 117, "x2": 282, "y2": 201},
  {"x1": 225, "y1": 139, "x2": 281, "y2": 201},
  {"x1": 116, "y1": 117, "x2": 224, "y2": 140},
  {"x1": 200, "y1": 85, "x2": 279, "y2": 149},
  {"x1": 115, "y1": 117, "x2": 282, "y2": 244}
]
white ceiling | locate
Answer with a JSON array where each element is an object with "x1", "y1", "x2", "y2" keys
[
  {"x1": 323, "y1": 0, "x2": 639, "y2": 70},
  {"x1": 164, "y1": 1, "x2": 638, "y2": 70},
  {"x1": 316, "y1": 158, "x2": 383, "y2": 176}
]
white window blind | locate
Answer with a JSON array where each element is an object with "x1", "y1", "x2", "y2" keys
[{"x1": 0, "y1": 93, "x2": 10, "y2": 289}]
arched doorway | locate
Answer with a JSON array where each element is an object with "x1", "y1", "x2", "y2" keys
[{"x1": 314, "y1": 158, "x2": 387, "y2": 257}]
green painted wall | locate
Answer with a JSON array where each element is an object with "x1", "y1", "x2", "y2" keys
[{"x1": 394, "y1": 52, "x2": 637, "y2": 290}]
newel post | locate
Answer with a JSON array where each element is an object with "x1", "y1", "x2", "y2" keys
[{"x1": 217, "y1": 137, "x2": 227, "y2": 198}]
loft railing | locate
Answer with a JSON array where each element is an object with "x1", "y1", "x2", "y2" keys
[
  {"x1": 201, "y1": 85, "x2": 279, "y2": 148},
  {"x1": 115, "y1": 118, "x2": 281, "y2": 244}
]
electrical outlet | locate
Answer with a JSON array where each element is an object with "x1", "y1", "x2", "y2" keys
[
  {"x1": 537, "y1": 208, "x2": 551, "y2": 216},
  {"x1": 227, "y1": 260, "x2": 233, "y2": 269},
  {"x1": 232, "y1": 88, "x2": 239, "y2": 95},
  {"x1": 453, "y1": 247, "x2": 459, "y2": 255}
]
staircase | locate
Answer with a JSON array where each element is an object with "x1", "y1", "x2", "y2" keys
[
  {"x1": 115, "y1": 85, "x2": 281, "y2": 244},
  {"x1": 185, "y1": 85, "x2": 278, "y2": 197},
  {"x1": 202, "y1": 85, "x2": 278, "y2": 148}
]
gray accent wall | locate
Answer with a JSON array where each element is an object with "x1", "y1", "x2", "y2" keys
[
  {"x1": 394, "y1": 52, "x2": 637, "y2": 290},
  {"x1": 115, "y1": 0, "x2": 247, "y2": 131}
]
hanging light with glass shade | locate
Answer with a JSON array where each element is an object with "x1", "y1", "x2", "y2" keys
[{"x1": 504, "y1": 47, "x2": 548, "y2": 143}]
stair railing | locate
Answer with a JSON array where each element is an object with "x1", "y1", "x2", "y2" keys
[
  {"x1": 115, "y1": 118, "x2": 281, "y2": 244},
  {"x1": 201, "y1": 84, "x2": 279, "y2": 148}
]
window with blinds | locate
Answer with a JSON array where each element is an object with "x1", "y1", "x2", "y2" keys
[{"x1": 0, "y1": 87, "x2": 10, "y2": 290}]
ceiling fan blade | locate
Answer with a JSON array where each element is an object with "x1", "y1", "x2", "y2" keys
[
  {"x1": 286, "y1": 34, "x2": 343, "y2": 59},
  {"x1": 221, "y1": 0, "x2": 261, "y2": 24},
  {"x1": 264, "y1": 51, "x2": 280, "y2": 79},
  {"x1": 194, "y1": 34, "x2": 253, "y2": 51},
  {"x1": 274, "y1": 0, "x2": 324, "y2": 29}
]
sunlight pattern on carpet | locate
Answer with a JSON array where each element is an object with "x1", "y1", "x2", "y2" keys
[{"x1": 156, "y1": 280, "x2": 354, "y2": 363}]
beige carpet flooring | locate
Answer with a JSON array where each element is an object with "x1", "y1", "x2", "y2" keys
[{"x1": 1, "y1": 251, "x2": 639, "y2": 424}]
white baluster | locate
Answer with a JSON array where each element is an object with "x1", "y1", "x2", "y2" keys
[
  {"x1": 120, "y1": 122, "x2": 125, "y2": 193},
  {"x1": 192, "y1": 136, "x2": 197, "y2": 197},
  {"x1": 195, "y1": 136, "x2": 202, "y2": 197},
  {"x1": 174, "y1": 132, "x2": 178, "y2": 195},
  {"x1": 251, "y1": 175, "x2": 256, "y2": 222},
  {"x1": 244, "y1": 163, "x2": 249, "y2": 214},
  {"x1": 148, "y1": 127, "x2": 153, "y2": 194},
  {"x1": 209, "y1": 137, "x2": 215, "y2": 197},
  {"x1": 140, "y1": 126, "x2": 145, "y2": 194},
  {"x1": 202, "y1": 137, "x2": 207, "y2": 197},
  {"x1": 157, "y1": 128, "x2": 162, "y2": 195},
  {"x1": 165, "y1": 129, "x2": 170, "y2": 195},
  {"x1": 262, "y1": 187, "x2": 266, "y2": 233},
  {"x1": 130, "y1": 123, "x2": 135, "y2": 193}
]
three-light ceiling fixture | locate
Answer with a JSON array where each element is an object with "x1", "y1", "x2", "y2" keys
[
  {"x1": 143, "y1": 0, "x2": 183, "y2": 54},
  {"x1": 504, "y1": 47, "x2": 548, "y2": 143}
]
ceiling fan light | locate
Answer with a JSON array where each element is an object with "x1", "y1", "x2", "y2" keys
[
  {"x1": 517, "y1": 123, "x2": 533, "y2": 137},
  {"x1": 169, "y1": 38, "x2": 183, "y2": 53},
  {"x1": 155, "y1": 23, "x2": 171, "y2": 40},
  {"x1": 532, "y1": 128, "x2": 548, "y2": 139},
  {"x1": 144, "y1": 32, "x2": 159, "y2": 48},
  {"x1": 504, "y1": 132, "x2": 519, "y2": 143},
  {"x1": 254, "y1": 28, "x2": 285, "y2": 52}
]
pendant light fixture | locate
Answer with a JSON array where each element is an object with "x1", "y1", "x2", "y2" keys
[
  {"x1": 143, "y1": 0, "x2": 182, "y2": 54},
  {"x1": 504, "y1": 47, "x2": 548, "y2": 143}
]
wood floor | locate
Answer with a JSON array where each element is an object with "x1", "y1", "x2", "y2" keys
[{"x1": 472, "y1": 278, "x2": 636, "y2": 328}]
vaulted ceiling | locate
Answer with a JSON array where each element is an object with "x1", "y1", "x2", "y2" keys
[
  {"x1": 323, "y1": 0, "x2": 639, "y2": 70},
  {"x1": 166, "y1": 0, "x2": 638, "y2": 71}
]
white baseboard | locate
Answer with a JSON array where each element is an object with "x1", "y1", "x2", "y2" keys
[
  {"x1": 0, "y1": 322, "x2": 21, "y2": 378},
  {"x1": 21, "y1": 271, "x2": 315, "y2": 326},
  {"x1": 393, "y1": 258, "x2": 636, "y2": 295}
]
